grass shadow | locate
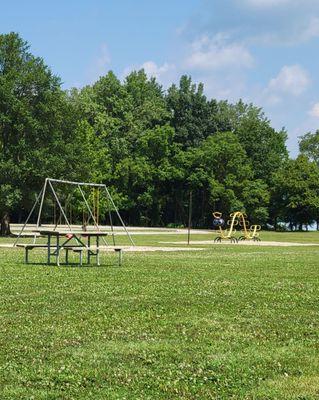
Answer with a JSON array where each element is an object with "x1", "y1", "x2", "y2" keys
[{"x1": 18, "y1": 260, "x2": 122, "y2": 269}]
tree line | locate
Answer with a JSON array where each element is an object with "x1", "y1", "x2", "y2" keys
[{"x1": 1, "y1": 32, "x2": 319, "y2": 231}]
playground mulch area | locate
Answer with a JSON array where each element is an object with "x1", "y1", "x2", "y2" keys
[{"x1": 0, "y1": 233, "x2": 319, "y2": 399}]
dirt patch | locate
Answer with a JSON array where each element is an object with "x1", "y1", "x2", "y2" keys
[
  {"x1": 100, "y1": 246, "x2": 205, "y2": 252},
  {"x1": 0, "y1": 244, "x2": 204, "y2": 252},
  {"x1": 159, "y1": 240, "x2": 319, "y2": 247}
]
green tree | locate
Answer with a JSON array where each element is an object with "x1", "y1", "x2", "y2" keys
[
  {"x1": 0, "y1": 32, "x2": 294, "y2": 229},
  {"x1": 0, "y1": 32, "x2": 92, "y2": 222},
  {"x1": 165, "y1": 132, "x2": 269, "y2": 227},
  {"x1": 216, "y1": 100, "x2": 288, "y2": 184},
  {"x1": 272, "y1": 155, "x2": 319, "y2": 230},
  {"x1": 72, "y1": 70, "x2": 172, "y2": 225},
  {"x1": 166, "y1": 75, "x2": 218, "y2": 148},
  {"x1": 299, "y1": 130, "x2": 319, "y2": 165},
  {"x1": 124, "y1": 70, "x2": 169, "y2": 132}
]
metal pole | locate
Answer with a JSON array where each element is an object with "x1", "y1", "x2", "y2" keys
[
  {"x1": 54, "y1": 201, "x2": 56, "y2": 226},
  {"x1": 48, "y1": 180, "x2": 72, "y2": 231},
  {"x1": 97, "y1": 188, "x2": 99, "y2": 226},
  {"x1": 187, "y1": 191, "x2": 192, "y2": 245},
  {"x1": 92, "y1": 188, "x2": 95, "y2": 222},
  {"x1": 13, "y1": 186, "x2": 44, "y2": 246},
  {"x1": 36, "y1": 179, "x2": 48, "y2": 228},
  {"x1": 106, "y1": 193, "x2": 116, "y2": 246},
  {"x1": 103, "y1": 185, "x2": 135, "y2": 246},
  {"x1": 47, "y1": 178, "x2": 105, "y2": 187}
]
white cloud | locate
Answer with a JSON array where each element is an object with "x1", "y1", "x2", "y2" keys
[
  {"x1": 267, "y1": 65, "x2": 310, "y2": 96},
  {"x1": 300, "y1": 17, "x2": 319, "y2": 41},
  {"x1": 243, "y1": 0, "x2": 295, "y2": 7},
  {"x1": 264, "y1": 94, "x2": 282, "y2": 106},
  {"x1": 122, "y1": 61, "x2": 176, "y2": 87},
  {"x1": 309, "y1": 103, "x2": 319, "y2": 118},
  {"x1": 196, "y1": 72, "x2": 248, "y2": 102},
  {"x1": 262, "y1": 16, "x2": 319, "y2": 45},
  {"x1": 198, "y1": 1, "x2": 319, "y2": 47},
  {"x1": 96, "y1": 44, "x2": 111, "y2": 70},
  {"x1": 244, "y1": 0, "x2": 319, "y2": 7},
  {"x1": 184, "y1": 34, "x2": 254, "y2": 71},
  {"x1": 88, "y1": 43, "x2": 111, "y2": 83},
  {"x1": 139, "y1": 61, "x2": 175, "y2": 80}
]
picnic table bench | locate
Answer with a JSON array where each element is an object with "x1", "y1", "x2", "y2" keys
[{"x1": 17, "y1": 230, "x2": 123, "y2": 266}]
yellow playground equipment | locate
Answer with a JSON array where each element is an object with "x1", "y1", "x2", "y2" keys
[
  {"x1": 213, "y1": 211, "x2": 239, "y2": 243},
  {"x1": 213, "y1": 211, "x2": 261, "y2": 243},
  {"x1": 237, "y1": 213, "x2": 261, "y2": 242}
]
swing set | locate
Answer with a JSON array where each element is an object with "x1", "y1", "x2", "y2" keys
[{"x1": 14, "y1": 178, "x2": 135, "y2": 247}]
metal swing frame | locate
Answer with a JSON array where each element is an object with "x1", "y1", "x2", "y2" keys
[{"x1": 14, "y1": 178, "x2": 135, "y2": 246}]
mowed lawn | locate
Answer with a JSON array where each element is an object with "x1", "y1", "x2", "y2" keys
[{"x1": 0, "y1": 237, "x2": 319, "y2": 399}]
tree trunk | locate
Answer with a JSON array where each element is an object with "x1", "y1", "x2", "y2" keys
[{"x1": 1, "y1": 213, "x2": 11, "y2": 236}]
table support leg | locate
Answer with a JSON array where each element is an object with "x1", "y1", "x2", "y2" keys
[
  {"x1": 87, "y1": 236, "x2": 91, "y2": 265},
  {"x1": 119, "y1": 249, "x2": 123, "y2": 266},
  {"x1": 56, "y1": 235, "x2": 60, "y2": 266},
  {"x1": 80, "y1": 250, "x2": 83, "y2": 266},
  {"x1": 96, "y1": 236, "x2": 100, "y2": 266},
  {"x1": 47, "y1": 235, "x2": 51, "y2": 265}
]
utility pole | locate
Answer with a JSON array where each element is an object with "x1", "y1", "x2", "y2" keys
[{"x1": 187, "y1": 190, "x2": 192, "y2": 245}]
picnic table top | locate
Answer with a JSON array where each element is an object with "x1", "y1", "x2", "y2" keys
[{"x1": 34, "y1": 230, "x2": 109, "y2": 237}]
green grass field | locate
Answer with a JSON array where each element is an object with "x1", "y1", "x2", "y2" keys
[
  {"x1": 2, "y1": 228, "x2": 319, "y2": 247},
  {"x1": 1, "y1": 233, "x2": 319, "y2": 399}
]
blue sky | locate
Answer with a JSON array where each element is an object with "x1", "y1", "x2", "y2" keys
[{"x1": 1, "y1": 0, "x2": 319, "y2": 155}]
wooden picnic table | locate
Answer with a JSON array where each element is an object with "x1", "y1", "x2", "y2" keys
[{"x1": 34, "y1": 230, "x2": 108, "y2": 266}]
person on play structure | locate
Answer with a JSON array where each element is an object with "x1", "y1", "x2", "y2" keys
[{"x1": 212, "y1": 212, "x2": 225, "y2": 228}]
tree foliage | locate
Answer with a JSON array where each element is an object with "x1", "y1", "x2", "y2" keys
[
  {"x1": 272, "y1": 156, "x2": 319, "y2": 229},
  {"x1": 1, "y1": 33, "x2": 317, "y2": 230},
  {"x1": 299, "y1": 130, "x2": 319, "y2": 166},
  {"x1": 0, "y1": 32, "x2": 93, "y2": 219}
]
